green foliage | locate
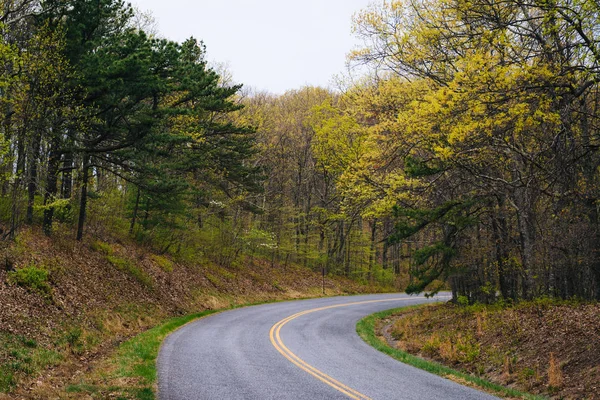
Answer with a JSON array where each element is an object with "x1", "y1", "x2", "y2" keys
[
  {"x1": 242, "y1": 228, "x2": 277, "y2": 252},
  {"x1": 370, "y1": 264, "x2": 395, "y2": 287},
  {"x1": 413, "y1": 243, "x2": 456, "y2": 266},
  {"x1": 107, "y1": 255, "x2": 153, "y2": 288},
  {"x1": 34, "y1": 198, "x2": 71, "y2": 213},
  {"x1": 0, "y1": 0, "x2": 599, "y2": 306},
  {"x1": 150, "y1": 255, "x2": 174, "y2": 272},
  {"x1": 404, "y1": 156, "x2": 444, "y2": 177},
  {"x1": 7, "y1": 265, "x2": 52, "y2": 297},
  {"x1": 0, "y1": 334, "x2": 63, "y2": 393},
  {"x1": 457, "y1": 295, "x2": 470, "y2": 306},
  {"x1": 90, "y1": 240, "x2": 114, "y2": 255}
]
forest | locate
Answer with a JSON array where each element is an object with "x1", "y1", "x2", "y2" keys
[{"x1": 2, "y1": 0, "x2": 600, "y2": 304}]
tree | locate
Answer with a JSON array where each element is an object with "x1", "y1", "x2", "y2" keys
[{"x1": 349, "y1": 0, "x2": 600, "y2": 300}]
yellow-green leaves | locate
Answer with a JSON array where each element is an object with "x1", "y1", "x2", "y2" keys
[{"x1": 310, "y1": 100, "x2": 370, "y2": 174}]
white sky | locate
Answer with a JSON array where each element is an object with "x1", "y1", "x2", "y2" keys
[{"x1": 131, "y1": 0, "x2": 373, "y2": 94}]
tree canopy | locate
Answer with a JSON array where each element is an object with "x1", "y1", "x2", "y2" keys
[{"x1": 1, "y1": 0, "x2": 599, "y2": 302}]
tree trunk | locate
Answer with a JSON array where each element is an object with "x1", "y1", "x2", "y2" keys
[
  {"x1": 10, "y1": 131, "x2": 27, "y2": 237},
  {"x1": 368, "y1": 218, "x2": 378, "y2": 281},
  {"x1": 26, "y1": 130, "x2": 43, "y2": 224},
  {"x1": 129, "y1": 187, "x2": 141, "y2": 234},
  {"x1": 42, "y1": 138, "x2": 61, "y2": 236},
  {"x1": 492, "y1": 197, "x2": 514, "y2": 300},
  {"x1": 513, "y1": 185, "x2": 537, "y2": 300},
  {"x1": 61, "y1": 151, "x2": 73, "y2": 199},
  {"x1": 76, "y1": 154, "x2": 90, "y2": 241},
  {"x1": 303, "y1": 191, "x2": 311, "y2": 267}
]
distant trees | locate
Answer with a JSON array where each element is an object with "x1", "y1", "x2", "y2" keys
[
  {"x1": 2, "y1": 0, "x2": 598, "y2": 301},
  {"x1": 232, "y1": 0, "x2": 600, "y2": 300},
  {"x1": 345, "y1": 0, "x2": 600, "y2": 301},
  {"x1": 235, "y1": 87, "x2": 400, "y2": 285}
]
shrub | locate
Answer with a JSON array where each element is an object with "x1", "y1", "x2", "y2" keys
[
  {"x1": 457, "y1": 295, "x2": 470, "y2": 306},
  {"x1": 7, "y1": 265, "x2": 51, "y2": 296},
  {"x1": 90, "y1": 240, "x2": 114, "y2": 255}
]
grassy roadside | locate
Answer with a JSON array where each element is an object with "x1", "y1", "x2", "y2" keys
[
  {"x1": 2, "y1": 227, "x2": 388, "y2": 398},
  {"x1": 66, "y1": 309, "x2": 220, "y2": 399},
  {"x1": 65, "y1": 296, "x2": 324, "y2": 399},
  {"x1": 356, "y1": 305, "x2": 545, "y2": 400}
]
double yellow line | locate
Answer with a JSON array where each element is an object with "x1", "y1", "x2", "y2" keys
[{"x1": 269, "y1": 298, "x2": 418, "y2": 400}]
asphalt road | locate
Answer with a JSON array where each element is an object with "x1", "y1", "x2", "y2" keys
[{"x1": 158, "y1": 293, "x2": 498, "y2": 400}]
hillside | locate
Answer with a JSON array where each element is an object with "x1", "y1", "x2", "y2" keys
[
  {"x1": 377, "y1": 302, "x2": 600, "y2": 399},
  {"x1": 0, "y1": 227, "x2": 379, "y2": 398}
]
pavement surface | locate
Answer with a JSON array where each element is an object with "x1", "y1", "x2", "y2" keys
[{"x1": 158, "y1": 293, "x2": 499, "y2": 400}]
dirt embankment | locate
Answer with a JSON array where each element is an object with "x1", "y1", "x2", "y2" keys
[
  {"x1": 379, "y1": 301, "x2": 600, "y2": 399},
  {"x1": 0, "y1": 227, "x2": 379, "y2": 398}
]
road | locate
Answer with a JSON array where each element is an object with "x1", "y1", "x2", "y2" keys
[{"x1": 157, "y1": 293, "x2": 498, "y2": 400}]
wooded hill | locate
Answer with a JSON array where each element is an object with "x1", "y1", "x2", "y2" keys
[{"x1": 2, "y1": 0, "x2": 600, "y2": 304}]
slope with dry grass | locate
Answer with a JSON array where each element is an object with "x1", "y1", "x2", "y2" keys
[
  {"x1": 377, "y1": 301, "x2": 600, "y2": 399},
  {"x1": 0, "y1": 227, "x2": 381, "y2": 398}
]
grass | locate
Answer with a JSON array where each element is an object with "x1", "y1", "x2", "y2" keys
[
  {"x1": 150, "y1": 254, "x2": 174, "y2": 272},
  {"x1": 66, "y1": 290, "x2": 376, "y2": 399},
  {"x1": 91, "y1": 239, "x2": 154, "y2": 288},
  {"x1": 66, "y1": 309, "x2": 220, "y2": 399},
  {"x1": 107, "y1": 255, "x2": 153, "y2": 288},
  {"x1": 66, "y1": 297, "x2": 314, "y2": 399},
  {"x1": 356, "y1": 305, "x2": 546, "y2": 400},
  {"x1": 0, "y1": 334, "x2": 63, "y2": 393},
  {"x1": 90, "y1": 240, "x2": 114, "y2": 255}
]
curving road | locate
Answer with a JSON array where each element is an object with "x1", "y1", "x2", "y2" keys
[{"x1": 158, "y1": 293, "x2": 498, "y2": 400}]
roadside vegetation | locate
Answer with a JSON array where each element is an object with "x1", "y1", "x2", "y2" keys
[
  {"x1": 360, "y1": 300, "x2": 599, "y2": 399},
  {"x1": 0, "y1": 227, "x2": 377, "y2": 398},
  {"x1": 2, "y1": 0, "x2": 600, "y2": 397},
  {"x1": 66, "y1": 309, "x2": 220, "y2": 400},
  {"x1": 357, "y1": 305, "x2": 541, "y2": 399}
]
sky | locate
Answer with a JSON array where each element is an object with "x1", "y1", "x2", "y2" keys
[{"x1": 131, "y1": 0, "x2": 374, "y2": 94}]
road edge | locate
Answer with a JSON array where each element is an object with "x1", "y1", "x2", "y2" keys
[
  {"x1": 66, "y1": 293, "x2": 393, "y2": 399},
  {"x1": 356, "y1": 305, "x2": 546, "y2": 400}
]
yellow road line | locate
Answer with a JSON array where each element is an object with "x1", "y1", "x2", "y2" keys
[{"x1": 269, "y1": 297, "x2": 440, "y2": 400}]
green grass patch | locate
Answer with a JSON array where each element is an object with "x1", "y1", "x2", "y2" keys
[
  {"x1": 66, "y1": 383, "x2": 99, "y2": 393},
  {"x1": 107, "y1": 255, "x2": 153, "y2": 288},
  {"x1": 204, "y1": 272, "x2": 221, "y2": 287},
  {"x1": 116, "y1": 311, "x2": 219, "y2": 381},
  {"x1": 214, "y1": 266, "x2": 235, "y2": 281},
  {"x1": 0, "y1": 334, "x2": 63, "y2": 393},
  {"x1": 67, "y1": 309, "x2": 222, "y2": 399},
  {"x1": 356, "y1": 305, "x2": 546, "y2": 400},
  {"x1": 90, "y1": 240, "x2": 114, "y2": 255},
  {"x1": 150, "y1": 255, "x2": 174, "y2": 272}
]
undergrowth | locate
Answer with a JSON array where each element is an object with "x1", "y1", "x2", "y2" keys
[
  {"x1": 7, "y1": 264, "x2": 52, "y2": 297},
  {"x1": 0, "y1": 334, "x2": 63, "y2": 393},
  {"x1": 356, "y1": 305, "x2": 544, "y2": 400},
  {"x1": 67, "y1": 299, "x2": 296, "y2": 399},
  {"x1": 107, "y1": 255, "x2": 153, "y2": 288}
]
